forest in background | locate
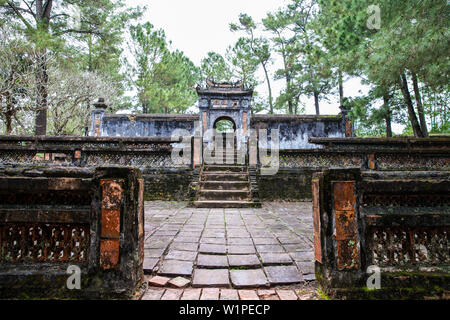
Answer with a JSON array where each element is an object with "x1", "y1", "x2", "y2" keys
[{"x1": 0, "y1": 0, "x2": 448, "y2": 137}]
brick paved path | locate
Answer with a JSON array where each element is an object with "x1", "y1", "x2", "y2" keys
[{"x1": 140, "y1": 202, "x2": 317, "y2": 300}]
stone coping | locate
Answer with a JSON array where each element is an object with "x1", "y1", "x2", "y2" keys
[
  {"x1": 310, "y1": 136, "x2": 450, "y2": 147},
  {"x1": 0, "y1": 135, "x2": 181, "y2": 143},
  {"x1": 251, "y1": 114, "x2": 343, "y2": 122}
]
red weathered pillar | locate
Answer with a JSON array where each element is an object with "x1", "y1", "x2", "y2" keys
[{"x1": 99, "y1": 179, "x2": 123, "y2": 269}]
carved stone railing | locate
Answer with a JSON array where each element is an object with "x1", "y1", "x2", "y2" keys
[
  {"x1": 309, "y1": 137, "x2": 450, "y2": 171},
  {"x1": 313, "y1": 168, "x2": 450, "y2": 299},
  {"x1": 0, "y1": 166, "x2": 145, "y2": 299},
  {"x1": 0, "y1": 135, "x2": 188, "y2": 169}
]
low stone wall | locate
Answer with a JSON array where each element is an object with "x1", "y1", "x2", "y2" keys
[
  {"x1": 251, "y1": 114, "x2": 348, "y2": 149},
  {"x1": 312, "y1": 168, "x2": 450, "y2": 299},
  {"x1": 257, "y1": 168, "x2": 315, "y2": 201},
  {"x1": 0, "y1": 166, "x2": 145, "y2": 299},
  {"x1": 256, "y1": 137, "x2": 450, "y2": 201},
  {"x1": 142, "y1": 168, "x2": 198, "y2": 201},
  {"x1": 99, "y1": 114, "x2": 198, "y2": 137},
  {"x1": 0, "y1": 136, "x2": 195, "y2": 201}
]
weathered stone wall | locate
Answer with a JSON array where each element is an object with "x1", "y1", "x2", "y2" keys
[
  {"x1": 257, "y1": 168, "x2": 315, "y2": 201},
  {"x1": 0, "y1": 136, "x2": 196, "y2": 201},
  {"x1": 142, "y1": 168, "x2": 198, "y2": 201},
  {"x1": 99, "y1": 114, "x2": 199, "y2": 138},
  {"x1": 0, "y1": 166, "x2": 145, "y2": 299},
  {"x1": 313, "y1": 168, "x2": 450, "y2": 299},
  {"x1": 256, "y1": 137, "x2": 450, "y2": 201},
  {"x1": 251, "y1": 114, "x2": 347, "y2": 149}
]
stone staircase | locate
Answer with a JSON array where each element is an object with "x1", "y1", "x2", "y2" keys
[{"x1": 193, "y1": 151, "x2": 261, "y2": 208}]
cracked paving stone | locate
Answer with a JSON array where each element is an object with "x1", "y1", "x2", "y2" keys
[
  {"x1": 192, "y1": 269, "x2": 230, "y2": 287},
  {"x1": 142, "y1": 288, "x2": 165, "y2": 300},
  {"x1": 295, "y1": 261, "x2": 315, "y2": 274},
  {"x1": 143, "y1": 258, "x2": 159, "y2": 273},
  {"x1": 252, "y1": 237, "x2": 280, "y2": 245},
  {"x1": 259, "y1": 253, "x2": 293, "y2": 265},
  {"x1": 264, "y1": 266, "x2": 303, "y2": 285},
  {"x1": 257, "y1": 289, "x2": 278, "y2": 300},
  {"x1": 230, "y1": 269, "x2": 269, "y2": 288},
  {"x1": 173, "y1": 237, "x2": 200, "y2": 243},
  {"x1": 277, "y1": 237, "x2": 303, "y2": 245},
  {"x1": 169, "y1": 242, "x2": 198, "y2": 252},
  {"x1": 227, "y1": 245, "x2": 256, "y2": 254},
  {"x1": 168, "y1": 277, "x2": 191, "y2": 288},
  {"x1": 303, "y1": 273, "x2": 316, "y2": 281},
  {"x1": 290, "y1": 251, "x2": 314, "y2": 262},
  {"x1": 145, "y1": 240, "x2": 171, "y2": 249},
  {"x1": 227, "y1": 230, "x2": 250, "y2": 238},
  {"x1": 238, "y1": 290, "x2": 260, "y2": 300},
  {"x1": 158, "y1": 260, "x2": 193, "y2": 277},
  {"x1": 144, "y1": 248, "x2": 166, "y2": 257},
  {"x1": 256, "y1": 244, "x2": 286, "y2": 253},
  {"x1": 197, "y1": 254, "x2": 228, "y2": 268},
  {"x1": 220, "y1": 289, "x2": 239, "y2": 300},
  {"x1": 200, "y1": 238, "x2": 227, "y2": 245},
  {"x1": 165, "y1": 250, "x2": 197, "y2": 261},
  {"x1": 228, "y1": 254, "x2": 261, "y2": 268},
  {"x1": 276, "y1": 290, "x2": 298, "y2": 300},
  {"x1": 283, "y1": 244, "x2": 309, "y2": 252},
  {"x1": 161, "y1": 289, "x2": 183, "y2": 300},
  {"x1": 227, "y1": 238, "x2": 253, "y2": 245},
  {"x1": 148, "y1": 276, "x2": 171, "y2": 287},
  {"x1": 200, "y1": 288, "x2": 220, "y2": 300},
  {"x1": 199, "y1": 243, "x2": 227, "y2": 254},
  {"x1": 180, "y1": 288, "x2": 202, "y2": 300}
]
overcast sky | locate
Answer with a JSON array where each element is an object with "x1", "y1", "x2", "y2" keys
[{"x1": 125, "y1": 0, "x2": 370, "y2": 116}]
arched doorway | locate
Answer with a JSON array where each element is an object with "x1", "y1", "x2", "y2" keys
[
  {"x1": 212, "y1": 117, "x2": 236, "y2": 163},
  {"x1": 213, "y1": 116, "x2": 236, "y2": 133}
]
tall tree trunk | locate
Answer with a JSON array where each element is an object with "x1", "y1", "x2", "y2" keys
[
  {"x1": 314, "y1": 90, "x2": 320, "y2": 115},
  {"x1": 399, "y1": 73, "x2": 424, "y2": 137},
  {"x1": 34, "y1": 0, "x2": 52, "y2": 136},
  {"x1": 286, "y1": 75, "x2": 293, "y2": 114},
  {"x1": 3, "y1": 93, "x2": 13, "y2": 135},
  {"x1": 338, "y1": 70, "x2": 344, "y2": 106},
  {"x1": 411, "y1": 72, "x2": 428, "y2": 137},
  {"x1": 382, "y1": 92, "x2": 392, "y2": 137},
  {"x1": 261, "y1": 63, "x2": 273, "y2": 114},
  {"x1": 35, "y1": 50, "x2": 48, "y2": 135}
]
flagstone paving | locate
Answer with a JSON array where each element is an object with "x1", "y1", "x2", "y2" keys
[{"x1": 140, "y1": 201, "x2": 316, "y2": 300}]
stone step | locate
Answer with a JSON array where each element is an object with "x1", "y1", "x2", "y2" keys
[
  {"x1": 200, "y1": 181, "x2": 249, "y2": 191},
  {"x1": 204, "y1": 157, "x2": 246, "y2": 165},
  {"x1": 193, "y1": 200, "x2": 260, "y2": 208},
  {"x1": 203, "y1": 165, "x2": 247, "y2": 173},
  {"x1": 201, "y1": 173, "x2": 249, "y2": 182},
  {"x1": 197, "y1": 190, "x2": 250, "y2": 201}
]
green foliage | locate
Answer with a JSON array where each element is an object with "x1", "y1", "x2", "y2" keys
[
  {"x1": 226, "y1": 37, "x2": 259, "y2": 89},
  {"x1": 129, "y1": 22, "x2": 199, "y2": 114},
  {"x1": 316, "y1": 0, "x2": 449, "y2": 136},
  {"x1": 200, "y1": 52, "x2": 233, "y2": 84}
]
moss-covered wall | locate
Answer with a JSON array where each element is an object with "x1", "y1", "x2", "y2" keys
[
  {"x1": 257, "y1": 168, "x2": 316, "y2": 201},
  {"x1": 142, "y1": 168, "x2": 196, "y2": 201}
]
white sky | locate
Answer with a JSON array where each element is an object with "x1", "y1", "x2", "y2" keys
[{"x1": 125, "y1": 0, "x2": 371, "y2": 116}]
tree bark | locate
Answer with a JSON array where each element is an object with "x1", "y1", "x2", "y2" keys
[
  {"x1": 314, "y1": 90, "x2": 320, "y2": 115},
  {"x1": 411, "y1": 72, "x2": 428, "y2": 137},
  {"x1": 382, "y1": 92, "x2": 392, "y2": 137},
  {"x1": 338, "y1": 70, "x2": 344, "y2": 106},
  {"x1": 3, "y1": 93, "x2": 13, "y2": 135},
  {"x1": 35, "y1": 51, "x2": 48, "y2": 135},
  {"x1": 261, "y1": 63, "x2": 273, "y2": 114},
  {"x1": 34, "y1": 0, "x2": 52, "y2": 136},
  {"x1": 399, "y1": 73, "x2": 424, "y2": 137}
]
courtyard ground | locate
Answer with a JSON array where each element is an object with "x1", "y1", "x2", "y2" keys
[{"x1": 137, "y1": 201, "x2": 319, "y2": 300}]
